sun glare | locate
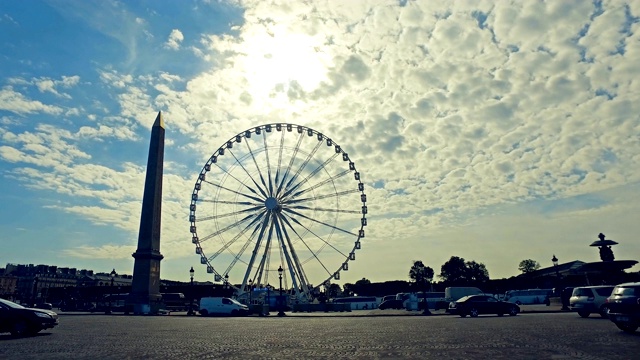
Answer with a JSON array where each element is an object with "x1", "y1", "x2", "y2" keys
[{"x1": 238, "y1": 30, "x2": 332, "y2": 110}]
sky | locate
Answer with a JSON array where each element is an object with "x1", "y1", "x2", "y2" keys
[{"x1": 1, "y1": 0, "x2": 639, "y2": 287}]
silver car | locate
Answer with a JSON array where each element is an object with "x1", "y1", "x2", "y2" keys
[{"x1": 569, "y1": 285, "x2": 615, "y2": 318}]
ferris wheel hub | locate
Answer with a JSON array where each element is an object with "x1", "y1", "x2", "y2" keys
[{"x1": 265, "y1": 196, "x2": 279, "y2": 210}]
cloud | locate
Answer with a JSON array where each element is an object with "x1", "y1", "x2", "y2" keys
[
  {"x1": 0, "y1": 86, "x2": 64, "y2": 115},
  {"x1": 164, "y1": 29, "x2": 184, "y2": 50},
  {"x1": 2, "y1": 0, "x2": 640, "y2": 282}
]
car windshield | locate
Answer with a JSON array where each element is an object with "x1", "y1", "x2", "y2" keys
[{"x1": 0, "y1": 298, "x2": 26, "y2": 309}]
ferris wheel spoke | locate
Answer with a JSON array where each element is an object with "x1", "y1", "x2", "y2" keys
[
  {"x1": 196, "y1": 205, "x2": 264, "y2": 222},
  {"x1": 261, "y1": 127, "x2": 276, "y2": 197},
  {"x1": 272, "y1": 129, "x2": 286, "y2": 198},
  {"x1": 280, "y1": 138, "x2": 323, "y2": 199},
  {"x1": 281, "y1": 152, "x2": 340, "y2": 200},
  {"x1": 222, "y1": 223, "x2": 262, "y2": 278},
  {"x1": 197, "y1": 199, "x2": 261, "y2": 207},
  {"x1": 199, "y1": 210, "x2": 265, "y2": 243},
  {"x1": 283, "y1": 169, "x2": 352, "y2": 202},
  {"x1": 285, "y1": 205, "x2": 361, "y2": 214},
  {"x1": 282, "y1": 207, "x2": 358, "y2": 237},
  {"x1": 279, "y1": 211, "x2": 349, "y2": 273},
  {"x1": 276, "y1": 131, "x2": 305, "y2": 197},
  {"x1": 203, "y1": 179, "x2": 264, "y2": 203},
  {"x1": 207, "y1": 211, "x2": 266, "y2": 261},
  {"x1": 286, "y1": 188, "x2": 360, "y2": 205},
  {"x1": 227, "y1": 148, "x2": 269, "y2": 199},
  {"x1": 243, "y1": 138, "x2": 272, "y2": 198}
]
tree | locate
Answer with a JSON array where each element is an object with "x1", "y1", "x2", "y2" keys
[
  {"x1": 439, "y1": 256, "x2": 467, "y2": 284},
  {"x1": 353, "y1": 278, "x2": 371, "y2": 296},
  {"x1": 342, "y1": 283, "x2": 355, "y2": 297},
  {"x1": 464, "y1": 260, "x2": 489, "y2": 283},
  {"x1": 518, "y1": 259, "x2": 541, "y2": 274},
  {"x1": 409, "y1": 260, "x2": 434, "y2": 290},
  {"x1": 439, "y1": 256, "x2": 490, "y2": 285},
  {"x1": 326, "y1": 283, "x2": 342, "y2": 298}
]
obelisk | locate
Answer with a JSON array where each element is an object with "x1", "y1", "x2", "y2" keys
[{"x1": 128, "y1": 111, "x2": 165, "y2": 314}]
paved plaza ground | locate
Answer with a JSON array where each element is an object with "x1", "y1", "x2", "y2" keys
[{"x1": 1, "y1": 308, "x2": 639, "y2": 359}]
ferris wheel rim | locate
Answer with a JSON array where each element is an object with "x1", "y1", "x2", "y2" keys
[{"x1": 189, "y1": 123, "x2": 368, "y2": 299}]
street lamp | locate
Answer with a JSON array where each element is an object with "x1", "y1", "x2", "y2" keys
[
  {"x1": 187, "y1": 267, "x2": 195, "y2": 316},
  {"x1": 552, "y1": 255, "x2": 570, "y2": 311},
  {"x1": 106, "y1": 269, "x2": 116, "y2": 314},
  {"x1": 32, "y1": 276, "x2": 39, "y2": 307},
  {"x1": 277, "y1": 265, "x2": 285, "y2": 317},
  {"x1": 248, "y1": 279, "x2": 253, "y2": 305}
]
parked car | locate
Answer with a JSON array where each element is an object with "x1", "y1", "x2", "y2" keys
[
  {"x1": 606, "y1": 282, "x2": 640, "y2": 333},
  {"x1": 0, "y1": 298, "x2": 59, "y2": 337},
  {"x1": 34, "y1": 302, "x2": 53, "y2": 310},
  {"x1": 448, "y1": 295, "x2": 520, "y2": 317},
  {"x1": 569, "y1": 285, "x2": 615, "y2": 318},
  {"x1": 378, "y1": 299, "x2": 404, "y2": 310},
  {"x1": 199, "y1": 297, "x2": 249, "y2": 316}
]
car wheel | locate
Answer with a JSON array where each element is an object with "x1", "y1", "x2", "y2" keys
[
  {"x1": 200, "y1": 309, "x2": 208, "y2": 316},
  {"x1": 10, "y1": 320, "x2": 32, "y2": 337},
  {"x1": 578, "y1": 310, "x2": 590, "y2": 318},
  {"x1": 615, "y1": 323, "x2": 638, "y2": 333},
  {"x1": 470, "y1": 308, "x2": 479, "y2": 317},
  {"x1": 509, "y1": 307, "x2": 518, "y2": 316},
  {"x1": 599, "y1": 306, "x2": 610, "y2": 318},
  {"x1": 459, "y1": 313, "x2": 467, "y2": 318}
]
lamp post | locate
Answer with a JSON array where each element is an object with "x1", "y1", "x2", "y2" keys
[
  {"x1": 277, "y1": 265, "x2": 285, "y2": 317},
  {"x1": 106, "y1": 269, "x2": 116, "y2": 314},
  {"x1": 552, "y1": 255, "x2": 570, "y2": 311},
  {"x1": 248, "y1": 279, "x2": 253, "y2": 305},
  {"x1": 224, "y1": 274, "x2": 230, "y2": 296},
  {"x1": 187, "y1": 267, "x2": 195, "y2": 316},
  {"x1": 552, "y1": 255, "x2": 559, "y2": 277},
  {"x1": 32, "y1": 276, "x2": 39, "y2": 307}
]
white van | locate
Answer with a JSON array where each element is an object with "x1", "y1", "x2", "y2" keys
[{"x1": 199, "y1": 297, "x2": 249, "y2": 316}]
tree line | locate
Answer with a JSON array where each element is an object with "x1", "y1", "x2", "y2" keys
[{"x1": 329, "y1": 256, "x2": 544, "y2": 298}]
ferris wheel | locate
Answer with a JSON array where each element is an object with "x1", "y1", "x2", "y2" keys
[{"x1": 189, "y1": 123, "x2": 367, "y2": 302}]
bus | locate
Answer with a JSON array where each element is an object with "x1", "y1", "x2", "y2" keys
[
  {"x1": 331, "y1": 296, "x2": 380, "y2": 310},
  {"x1": 503, "y1": 289, "x2": 552, "y2": 305}
]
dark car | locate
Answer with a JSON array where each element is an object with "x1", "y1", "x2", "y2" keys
[
  {"x1": 606, "y1": 282, "x2": 640, "y2": 333},
  {"x1": 378, "y1": 299, "x2": 404, "y2": 310},
  {"x1": 0, "y1": 298, "x2": 59, "y2": 336},
  {"x1": 448, "y1": 295, "x2": 520, "y2": 317}
]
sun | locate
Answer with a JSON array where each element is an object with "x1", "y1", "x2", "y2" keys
[{"x1": 237, "y1": 29, "x2": 332, "y2": 111}]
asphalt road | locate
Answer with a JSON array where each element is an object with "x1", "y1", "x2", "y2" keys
[{"x1": 1, "y1": 311, "x2": 638, "y2": 359}]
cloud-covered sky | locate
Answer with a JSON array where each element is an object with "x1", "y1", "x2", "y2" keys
[{"x1": 1, "y1": 0, "x2": 639, "y2": 286}]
